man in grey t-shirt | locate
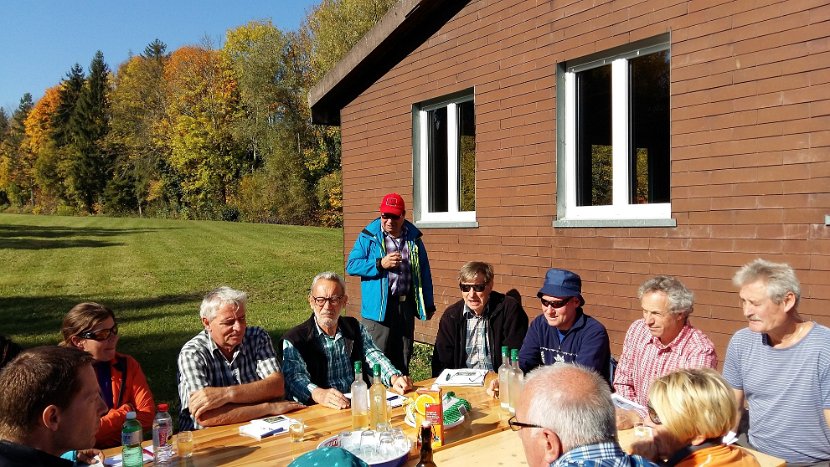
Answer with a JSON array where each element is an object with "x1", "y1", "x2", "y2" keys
[{"x1": 723, "y1": 259, "x2": 830, "y2": 464}]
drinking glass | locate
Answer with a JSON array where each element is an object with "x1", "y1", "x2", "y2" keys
[
  {"x1": 378, "y1": 432, "x2": 395, "y2": 459},
  {"x1": 289, "y1": 418, "x2": 305, "y2": 443},
  {"x1": 338, "y1": 431, "x2": 358, "y2": 453},
  {"x1": 177, "y1": 430, "x2": 194, "y2": 458},
  {"x1": 359, "y1": 429, "x2": 377, "y2": 458}
]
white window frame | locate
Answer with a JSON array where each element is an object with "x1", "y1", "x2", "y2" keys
[
  {"x1": 413, "y1": 92, "x2": 477, "y2": 226},
  {"x1": 559, "y1": 37, "x2": 672, "y2": 224}
]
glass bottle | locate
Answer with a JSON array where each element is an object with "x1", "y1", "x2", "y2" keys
[
  {"x1": 351, "y1": 361, "x2": 369, "y2": 430},
  {"x1": 369, "y1": 363, "x2": 387, "y2": 430},
  {"x1": 415, "y1": 420, "x2": 437, "y2": 467},
  {"x1": 497, "y1": 345, "x2": 510, "y2": 410},
  {"x1": 508, "y1": 349, "x2": 523, "y2": 414}
]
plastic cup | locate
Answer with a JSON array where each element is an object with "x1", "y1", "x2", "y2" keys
[{"x1": 177, "y1": 430, "x2": 194, "y2": 458}]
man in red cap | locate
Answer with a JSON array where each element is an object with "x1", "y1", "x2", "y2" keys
[{"x1": 346, "y1": 193, "x2": 435, "y2": 375}]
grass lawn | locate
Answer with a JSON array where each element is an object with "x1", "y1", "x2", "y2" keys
[{"x1": 0, "y1": 213, "x2": 346, "y2": 417}]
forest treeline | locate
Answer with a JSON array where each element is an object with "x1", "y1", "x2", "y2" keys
[{"x1": 0, "y1": 0, "x2": 397, "y2": 226}]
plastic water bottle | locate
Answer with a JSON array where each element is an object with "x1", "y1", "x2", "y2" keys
[
  {"x1": 497, "y1": 345, "x2": 510, "y2": 410},
  {"x1": 152, "y1": 403, "x2": 174, "y2": 464},
  {"x1": 508, "y1": 349, "x2": 523, "y2": 414},
  {"x1": 121, "y1": 411, "x2": 143, "y2": 467},
  {"x1": 351, "y1": 361, "x2": 369, "y2": 430}
]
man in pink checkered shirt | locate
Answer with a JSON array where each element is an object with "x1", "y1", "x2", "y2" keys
[{"x1": 613, "y1": 276, "x2": 717, "y2": 429}]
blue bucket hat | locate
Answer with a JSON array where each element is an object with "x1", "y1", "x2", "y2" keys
[{"x1": 538, "y1": 268, "x2": 584, "y2": 306}]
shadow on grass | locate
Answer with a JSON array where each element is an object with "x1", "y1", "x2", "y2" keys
[
  {"x1": 0, "y1": 292, "x2": 203, "y2": 336},
  {"x1": 0, "y1": 223, "x2": 172, "y2": 250}
]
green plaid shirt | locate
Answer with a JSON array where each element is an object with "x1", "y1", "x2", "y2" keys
[{"x1": 283, "y1": 321, "x2": 401, "y2": 402}]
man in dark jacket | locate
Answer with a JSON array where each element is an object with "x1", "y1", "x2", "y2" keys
[{"x1": 431, "y1": 262, "x2": 528, "y2": 377}]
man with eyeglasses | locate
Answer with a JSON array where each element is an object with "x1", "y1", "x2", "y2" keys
[
  {"x1": 518, "y1": 268, "x2": 610, "y2": 380},
  {"x1": 346, "y1": 192, "x2": 435, "y2": 376},
  {"x1": 177, "y1": 286, "x2": 304, "y2": 430},
  {"x1": 513, "y1": 363, "x2": 656, "y2": 467},
  {"x1": 613, "y1": 276, "x2": 716, "y2": 430},
  {"x1": 282, "y1": 272, "x2": 413, "y2": 408},
  {"x1": 431, "y1": 261, "x2": 528, "y2": 377}
]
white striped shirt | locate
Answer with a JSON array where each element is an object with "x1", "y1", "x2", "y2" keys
[{"x1": 723, "y1": 323, "x2": 830, "y2": 463}]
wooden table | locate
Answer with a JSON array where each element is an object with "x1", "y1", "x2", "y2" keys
[{"x1": 104, "y1": 375, "x2": 507, "y2": 466}]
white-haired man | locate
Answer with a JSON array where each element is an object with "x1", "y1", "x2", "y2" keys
[
  {"x1": 614, "y1": 275, "x2": 717, "y2": 429},
  {"x1": 177, "y1": 286, "x2": 303, "y2": 430},
  {"x1": 514, "y1": 363, "x2": 656, "y2": 466},
  {"x1": 723, "y1": 259, "x2": 830, "y2": 464}
]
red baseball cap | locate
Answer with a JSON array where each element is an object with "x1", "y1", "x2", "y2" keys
[{"x1": 379, "y1": 193, "x2": 405, "y2": 216}]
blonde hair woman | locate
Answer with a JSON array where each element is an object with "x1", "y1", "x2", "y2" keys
[{"x1": 644, "y1": 368, "x2": 759, "y2": 466}]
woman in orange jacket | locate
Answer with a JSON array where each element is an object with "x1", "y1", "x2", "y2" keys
[{"x1": 60, "y1": 302, "x2": 156, "y2": 448}]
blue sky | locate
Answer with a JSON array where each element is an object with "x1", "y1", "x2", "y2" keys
[{"x1": 0, "y1": 0, "x2": 320, "y2": 113}]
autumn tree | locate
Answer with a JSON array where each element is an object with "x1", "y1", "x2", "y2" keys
[
  {"x1": 0, "y1": 94, "x2": 36, "y2": 207},
  {"x1": 162, "y1": 45, "x2": 244, "y2": 217},
  {"x1": 25, "y1": 85, "x2": 62, "y2": 209}
]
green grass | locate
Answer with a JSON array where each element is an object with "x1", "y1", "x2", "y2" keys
[{"x1": 0, "y1": 213, "x2": 344, "y2": 417}]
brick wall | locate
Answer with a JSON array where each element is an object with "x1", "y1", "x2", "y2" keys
[{"x1": 339, "y1": 0, "x2": 830, "y2": 361}]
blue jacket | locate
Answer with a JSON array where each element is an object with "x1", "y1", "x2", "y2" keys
[
  {"x1": 518, "y1": 309, "x2": 611, "y2": 382},
  {"x1": 346, "y1": 218, "x2": 435, "y2": 322}
]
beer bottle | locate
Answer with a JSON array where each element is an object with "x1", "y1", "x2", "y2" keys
[{"x1": 415, "y1": 420, "x2": 437, "y2": 467}]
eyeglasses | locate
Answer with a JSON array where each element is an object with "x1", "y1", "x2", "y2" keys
[
  {"x1": 312, "y1": 295, "x2": 343, "y2": 307},
  {"x1": 540, "y1": 297, "x2": 571, "y2": 309},
  {"x1": 647, "y1": 403, "x2": 662, "y2": 425},
  {"x1": 78, "y1": 324, "x2": 119, "y2": 341},
  {"x1": 459, "y1": 283, "x2": 487, "y2": 293},
  {"x1": 380, "y1": 213, "x2": 400, "y2": 220},
  {"x1": 507, "y1": 415, "x2": 543, "y2": 431}
]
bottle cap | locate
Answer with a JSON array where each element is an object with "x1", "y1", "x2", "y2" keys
[
  {"x1": 501, "y1": 345, "x2": 508, "y2": 354},
  {"x1": 373, "y1": 363, "x2": 381, "y2": 376},
  {"x1": 158, "y1": 403, "x2": 169, "y2": 412},
  {"x1": 126, "y1": 411, "x2": 136, "y2": 419},
  {"x1": 354, "y1": 361, "x2": 362, "y2": 372},
  {"x1": 420, "y1": 420, "x2": 431, "y2": 428}
]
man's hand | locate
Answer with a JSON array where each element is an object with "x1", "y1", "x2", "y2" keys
[
  {"x1": 615, "y1": 407, "x2": 639, "y2": 430},
  {"x1": 381, "y1": 252, "x2": 403, "y2": 270},
  {"x1": 189, "y1": 386, "x2": 230, "y2": 420},
  {"x1": 76, "y1": 449, "x2": 103, "y2": 464},
  {"x1": 390, "y1": 375, "x2": 413, "y2": 394},
  {"x1": 311, "y1": 387, "x2": 350, "y2": 409},
  {"x1": 486, "y1": 379, "x2": 499, "y2": 399},
  {"x1": 271, "y1": 400, "x2": 306, "y2": 414}
]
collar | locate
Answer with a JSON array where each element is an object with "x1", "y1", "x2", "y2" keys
[
  {"x1": 313, "y1": 317, "x2": 341, "y2": 341},
  {"x1": 554, "y1": 441, "x2": 627, "y2": 465},
  {"x1": 663, "y1": 438, "x2": 722, "y2": 466},
  {"x1": 204, "y1": 329, "x2": 244, "y2": 361},
  {"x1": 649, "y1": 322, "x2": 692, "y2": 350},
  {"x1": 463, "y1": 301, "x2": 490, "y2": 319},
  {"x1": 382, "y1": 225, "x2": 408, "y2": 241}
]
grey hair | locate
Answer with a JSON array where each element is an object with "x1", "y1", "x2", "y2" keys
[
  {"x1": 523, "y1": 364, "x2": 616, "y2": 451},
  {"x1": 200, "y1": 286, "x2": 247, "y2": 321},
  {"x1": 638, "y1": 275, "x2": 694, "y2": 318},
  {"x1": 458, "y1": 261, "x2": 494, "y2": 284},
  {"x1": 310, "y1": 271, "x2": 347, "y2": 295},
  {"x1": 733, "y1": 258, "x2": 800, "y2": 306}
]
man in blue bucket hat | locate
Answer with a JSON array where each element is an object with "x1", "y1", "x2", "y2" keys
[{"x1": 518, "y1": 268, "x2": 611, "y2": 382}]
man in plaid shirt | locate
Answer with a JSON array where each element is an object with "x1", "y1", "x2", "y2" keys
[
  {"x1": 514, "y1": 364, "x2": 656, "y2": 467},
  {"x1": 282, "y1": 272, "x2": 413, "y2": 409},
  {"x1": 177, "y1": 287, "x2": 303, "y2": 430},
  {"x1": 613, "y1": 276, "x2": 717, "y2": 429}
]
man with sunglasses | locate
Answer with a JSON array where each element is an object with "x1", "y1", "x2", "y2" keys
[
  {"x1": 518, "y1": 268, "x2": 610, "y2": 380},
  {"x1": 346, "y1": 192, "x2": 435, "y2": 376},
  {"x1": 431, "y1": 261, "x2": 528, "y2": 377},
  {"x1": 177, "y1": 287, "x2": 304, "y2": 430},
  {"x1": 513, "y1": 363, "x2": 655, "y2": 467},
  {"x1": 282, "y1": 272, "x2": 413, "y2": 409}
]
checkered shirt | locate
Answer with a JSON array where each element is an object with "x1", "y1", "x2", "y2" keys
[
  {"x1": 551, "y1": 441, "x2": 657, "y2": 467},
  {"x1": 613, "y1": 319, "x2": 717, "y2": 416},
  {"x1": 383, "y1": 226, "x2": 411, "y2": 296},
  {"x1": 283, "y1": 321, "x2": 401, "y2": 403},
  {"x1": 177, "y1": 326, "x2": 281, "y2": 430},
  {"x1": 463, "y1": 304, "x2": 493, "y2": 371}
]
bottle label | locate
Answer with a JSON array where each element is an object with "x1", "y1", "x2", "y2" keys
[{"x1": 122, "y1": 430, "x2": 141, "y2": 446}]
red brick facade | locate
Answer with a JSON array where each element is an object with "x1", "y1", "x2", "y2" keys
[{"x1": 335, "y1": 0, "x2": 830, "y2": 360}]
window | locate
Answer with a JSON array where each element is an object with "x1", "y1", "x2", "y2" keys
[
  {"x1": 557, "y1": 35, "x2": 673, "y2": 225},
  {"x1": 414, "y1": 90, "x2": 476, "y2": 226}
]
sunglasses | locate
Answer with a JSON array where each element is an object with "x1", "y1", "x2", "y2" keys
[
  {"x1": 78, "y1": 324, "x2": 119, "y2": 341},
  {"x1": 647, "y1": 403, "x2": 662, "y2": 425},
  {"x1": 380, "y1": 213, "x2": 401, "y2": 220},
  {"x1": 540, "y1": 297, "x2": 571, "y2": 309},
  {"x1": 459, "y1": 283, "x2": 487, "y2": 293}
]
